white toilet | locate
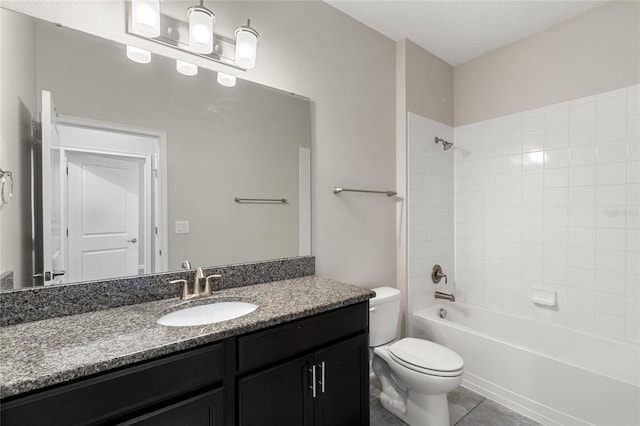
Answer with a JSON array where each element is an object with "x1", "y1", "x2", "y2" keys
[{"x1": 370, "y1": 286, "x2": 464, "y2": 426}]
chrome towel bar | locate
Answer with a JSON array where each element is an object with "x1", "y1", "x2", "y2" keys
[
  {"x1": 234, "y1": 197, "x2": 287, "y2": 204},
  {"x1": 333, "y1": 187, "x2": 397, "y2": 197}
]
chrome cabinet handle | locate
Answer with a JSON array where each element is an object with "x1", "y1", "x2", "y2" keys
[
  {"x1": 127, "y1": 238, "x2": 137, "y2": 243},
  {"x1": 320, "y1": 361, "x2": 325, "y2": 393},
  {"x1": 309, "y1": 365, "x2": 316, "y2": 398}
]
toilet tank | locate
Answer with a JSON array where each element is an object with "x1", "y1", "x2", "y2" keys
[{"x1": 369, "y1": 286, "x2": 401, "y2": 347}]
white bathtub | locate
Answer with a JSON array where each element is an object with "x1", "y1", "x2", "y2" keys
[{"x1": 412, "y1": 303, "x2": 640, "y2": 426}]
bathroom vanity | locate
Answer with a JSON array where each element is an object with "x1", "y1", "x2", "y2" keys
[{"x1": 0, "y1": 275, "x2": 373, "y2": 426}]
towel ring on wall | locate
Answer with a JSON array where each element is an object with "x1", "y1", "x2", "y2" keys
[{"x1": 0, "y1": 168, "x2": 14, "y2": 204}]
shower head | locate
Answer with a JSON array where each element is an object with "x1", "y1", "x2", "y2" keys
[{"x1": 435, "y1": 137, "x2": 453, "y2": 151}]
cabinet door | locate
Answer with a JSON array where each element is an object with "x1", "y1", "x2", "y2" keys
[
  {"x1": 119, "y1": 388, "x2": 224, "y2": 426},
  {"x1": 315, "y1": 334, "x2": 369, "y2": 426},
  {"x1": 238, "y1": 354, "x2": 315, "y2": 426}
]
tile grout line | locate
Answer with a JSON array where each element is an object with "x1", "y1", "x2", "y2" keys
[{"x1": 453, "y1": 396, "x2": 486, "y2": 426}]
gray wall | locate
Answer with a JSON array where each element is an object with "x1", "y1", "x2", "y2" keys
[
  {"x1": 454, "y1": 1, "x2": 640, "y2": 126},
  {"x1": 405, "y1": 39, "x2": 453, "y2": 126},
  {"x1": 34, "y1": 22, "x2": 310, "y2": 270},
  {"x1": 5, "y1": 1, "x2": 397, "y2": 289},
  {"x1": 0, "y1": 9, "x2": 37, "y2": 288}
]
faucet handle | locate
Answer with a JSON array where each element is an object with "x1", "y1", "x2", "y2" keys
[
  {"x1": 170, "y1": 279, "x2": 189, "y2": 300},
  {"x1": 203, "y1": 274, "x2": 222, "y2": 297},
  {"x1": 431, "y1": 265, "x2": 448, "y2": 284}
]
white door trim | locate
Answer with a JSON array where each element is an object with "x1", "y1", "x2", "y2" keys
[{"x1": 56, "y1": 115, "x2": 168, "y2": 273}]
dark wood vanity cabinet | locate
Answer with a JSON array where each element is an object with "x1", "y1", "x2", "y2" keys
[
  {"x1": 237, "y1": 302, "x2": 369, "y2": 426},
  {"x1": 0, "y1": 343, "x2": 227, "y2": 426},
  {"x1": 0, "y1": 302, "x2": 369, "y2": 426}
]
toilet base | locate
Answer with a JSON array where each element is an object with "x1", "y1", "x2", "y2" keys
[{"x1": 380, "y1": 390, "x2": 450, "y2": 426}]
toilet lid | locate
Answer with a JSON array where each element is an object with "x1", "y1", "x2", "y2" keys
[{"x1": 389, "y1": 338, "x2": 463, "y2": 374}]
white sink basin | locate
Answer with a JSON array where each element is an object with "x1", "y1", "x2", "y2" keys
[{"x1": 157, "y1": 301, "x2": 258, "y2": 327}]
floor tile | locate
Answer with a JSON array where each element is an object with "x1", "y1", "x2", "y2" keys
[
  {"x1": 370, "y1": 399, "x2": 409, "y2": 426},
  {"x1": 370, "y1": 375, "x2": 382, "y2": 403},
  {"x1": 455, "y1": 399, "x2": 542, "y2": 426},
  {"x1": 448, "y1": 386, "x2": 484, "y2": 425}
]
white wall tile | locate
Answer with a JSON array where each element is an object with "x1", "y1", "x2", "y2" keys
[
  {"x1": 596, "y1": 162, "x2": 627, "y2": 185},
  {"x1": 628, "y1": 161, "x2": 640, "y2": 184},
  {"x1": 627, "y1": 115, "x2": 639, "y2": 139},
  {"x1": 569, "y1": 165, "x2": 596, "y2": 187},
  {"x1": 544, "y1": 148, "x2": 569, "y2": 169},
  {"x1": 522, "y1": 170, "x2": 543, "y2": 188},
  {"x1": 444, "y1": 86, "x2": 637, "y2": 343},
  {"x1": 568, "y1": 267, "x2": 595, "y2": 289},
  {"x1": 595, "y1": 312, "x2": 625, "y2": 340},
  {"x1": 544, "y1": 168, "x2": 568, "y2": 188},
  {"x1": 628, "y1": 86, "x2": 639, "y2": 116},
  {"x1": 523, "y1": 132, "x2": 544, "y2": 153},
  {"x1": 545, "y1": 102, "x2": 569, "y2": 130},
  {"x1": 596, "y1": 93, "x2": 627, "y2": 121},
  {"x1": 569, "y1": 124, "x2": 596, "y2": 146},
  {"x1": 568, "y1": 186, "x2": 595, "y2": 206},
  {"x1": 568, "y1": 206, "x2": 596, "y2": 228},
  {"x1": 569, "y1": 97, "x2": 596, "y2": 127},
  {"x1": 545, "y1": 127, "x2": 569, "y2": 150},
  {"x1": 596, "y1": 140, "x2": 627, "y2": 163},
  {"x1": 569, "y1": 145, "x2": 596, "y2": 167},
  {"x1": 597, "y1": 118, "x2": 627, "y2": 143},
  {"x1": 568, "y1": 227, "x2": 595, "y2": 248},
  {"x1": 596, "y1": 228, "x2": 627, "y2": 251},
  {"x1": 596, "y1": 185, "x2": 626, "y2": 206},
  {"x1": 596, "y1": 292, "x2": 626, "y2": 316}
]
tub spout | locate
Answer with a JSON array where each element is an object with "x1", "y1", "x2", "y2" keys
[{"x1": 435, "y1": 291, "x2": 455, "y2": 302}]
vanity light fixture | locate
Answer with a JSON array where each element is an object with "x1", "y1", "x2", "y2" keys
[
  {"x1": 126, "y1": 0, "x2": 259, "y2": 72},
  {"x1": 187, "y1": 1, "x2": 215, "y2": 54},
  {"x1": 130, "y1": 0, "x2": 160, "y2": 38},
  {"x1": 217, "y1": 72, "x2": 236, "y2": 87},
  {"x1": 176, "y1": 60, "x2": 198, "y2": 76},
  {"x1": 126, "y1": 45, "x2": 152, "y2": 63},
  {"x1": 234, "y1": 20, "x2": 259, "y2": 69}
]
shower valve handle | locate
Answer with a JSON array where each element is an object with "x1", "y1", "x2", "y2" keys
[{"x1": 432, "y1": 265, "x2": 448, "y2": 284}]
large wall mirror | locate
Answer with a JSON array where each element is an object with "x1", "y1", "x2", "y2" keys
[{"x1": 0, "y1": 7, "x2": 311, "y2": 290}]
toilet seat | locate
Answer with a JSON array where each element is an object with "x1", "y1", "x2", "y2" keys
[{"x1": 388, "y1": 338, "x2": 464, "y2": 378}]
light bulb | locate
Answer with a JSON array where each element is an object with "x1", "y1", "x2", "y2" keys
[
  {"x1": 126, "y1": 45, "x2": 151, "y2": 64},
  {"x1": 131, "y1": 0, "x2": 160, "y2": 38},
  {"x1": 188, "y1": 6, "x2": 215, "y2": 54},
  {"x1": 176, "y1": 60, "x2": 198, "y2": 76},
  {"x1": 234, "y1": 21, "x2": 259, "y2": 69},
  {"x1": 217, "y1": 72, "x2": 236, "y2": 87}
]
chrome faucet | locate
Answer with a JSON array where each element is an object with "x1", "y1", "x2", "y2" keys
[{"x1": 435, "y1": 291, "x2": 455, "y2": 302}]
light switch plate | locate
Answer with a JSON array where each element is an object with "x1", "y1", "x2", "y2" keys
[{"x1": 175, "y1": 220, "x2": 190, "y2": 234}]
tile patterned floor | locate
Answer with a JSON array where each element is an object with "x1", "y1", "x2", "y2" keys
[{"x1": 370, "y1": 376, "x2": 541, "y2": 426}]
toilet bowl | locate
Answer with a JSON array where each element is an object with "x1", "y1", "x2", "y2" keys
[{"x1": 370, "y1": 287, "x2": 464, "y2": 426}]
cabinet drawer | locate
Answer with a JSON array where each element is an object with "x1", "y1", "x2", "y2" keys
[
  {"x1": 1, "y1": 343, "x2": 225, "y2": 426},
  {"x1": 238, "y1": 302, "x2": 368, "y2": 373},
  {"x1": 119, "y1": 387, "x2": 224, "y2": 426}
]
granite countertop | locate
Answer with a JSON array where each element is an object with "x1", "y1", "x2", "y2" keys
[{"x1": 0, "y1": 276, "x2": 374, "y2": 399}]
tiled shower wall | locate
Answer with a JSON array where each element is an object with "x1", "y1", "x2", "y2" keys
[
  {"x1": 454, "y1": 85, "x2": 639, "y2": 343},
  {"x1": 407, "y1": 113, "x2": 454, "y2": 328}
]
